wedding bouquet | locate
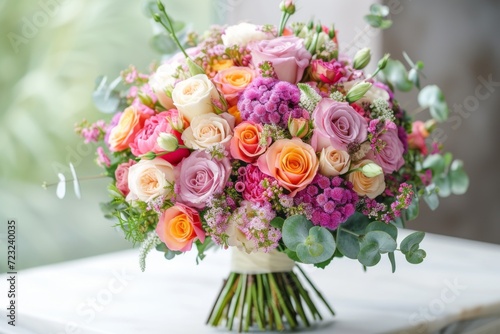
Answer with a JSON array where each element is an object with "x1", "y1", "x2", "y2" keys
[{"x1": 62, "y1": 0, "x2": 469, "y2": 331}]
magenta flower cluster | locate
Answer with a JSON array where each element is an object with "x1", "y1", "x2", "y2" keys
[
  {"x1": 294, "y1": 175, "x2": 359, "y2": 230},
  {"x1": 237, "y1": 76, "x2": 304, "y2": 127}
]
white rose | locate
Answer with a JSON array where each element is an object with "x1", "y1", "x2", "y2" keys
[
  {"x1": 126, "y1": 158, "x2": 175, "y2": 203},
  {"x1": 222, "y1": 22, "x2": 269, "y2": 48},
  {"x1": 182, "y1": 113, "x2": 235, "y2": 150},
  {"x1": 149, "y1": 62, "x2": 182, "y2": 109},
  {"x1": 319, "y1": 147, "x2": 351, "y2": 176},
  {"x1": 172, "y1": 74, "x2": 219, "y2": 123},
  {"x1": 343, "y1": 80, "x2": 390, "y2": 105}
]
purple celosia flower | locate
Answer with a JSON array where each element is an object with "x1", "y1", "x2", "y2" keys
[
  {"x1": 294, "y1": 175, "x2": 359, "y2": 230},
  {"x1": 237, "y1": 76, "x2": 305, "y2": 127}
]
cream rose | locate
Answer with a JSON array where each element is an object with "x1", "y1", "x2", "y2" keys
[
  {"x1": 126, "y1": 158, "x2": 175, "y2": 203},
  {"x1": 149, "y1": 61, "x2": 182, "y2": 109},
  {"x1": 319, "y1": 147, "x2": 351, "y2": 176},
  {"x1": 182, "y1": 112, "x2": 235, "y2": 150},
  {"x1": 343, "y1": 80, "x2": 390, "y2": 105},
  {"x1": 222, "y1": 22, "x2": 270, "y2": 48},
  {"x1": 347, "y1": 160, "x2": 385, "y2": 199},
  {"x1": 172, "y1": 74, "x2": 219, "y2": 123}
]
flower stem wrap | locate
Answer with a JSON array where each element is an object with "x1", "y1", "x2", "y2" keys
[{"x1": 230, "y1": 249, "x2": 295, "y2": 274}]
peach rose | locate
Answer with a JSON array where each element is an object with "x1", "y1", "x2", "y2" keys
[
  {"x1": 257, "y1": 138, "x2": 318, "y2": 196},
  {"x1": 211, "y1": 59, "x2": 234, "y2": 72},
  {"x1": 108, "y1": 106, "x2": 142, "y2": 152},
  {"x1": 319, "y1": 147, "x2": 351, "y2": 176},
  {"x1": 213, "y1": 67, "x2": 256, "y2": 107},
  {"x1": 288, "y1": 117, "x2": 310, "y2": 139},
  {"x1": 126, "y1": 158, "x2": 175, "y2": 202},
  {"x1": 230, "y1": 121, "x2": 269, "y2": 163},
  {"x1": 347, "y1": 160, "x2": 385, "y2": 199},
  {"x1": 156, "y1": 203, "x2": 205, "y2": 252}
]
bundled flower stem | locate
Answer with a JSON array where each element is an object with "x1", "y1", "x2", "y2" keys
[{"x1": 206, "y1": 267, "x2": 334, "y2": 332}]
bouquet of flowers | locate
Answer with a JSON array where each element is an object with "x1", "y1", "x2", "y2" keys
[{"x1": 57, "y1": 0, "x2": 470, "y2": 332}]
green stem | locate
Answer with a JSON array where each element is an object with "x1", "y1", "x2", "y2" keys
[
  {"x1": 296, "y1": 265, "x2": 335, "y2": 316},
  {"x1": 339, "y1": 228, "x2": 361, "y2": 238},
  {"x1": 155, "y1": 3, "x2": 189, "y2": 59},
  {"x1": 269, "y1": 273, "x2": 297, "y2": 329}
]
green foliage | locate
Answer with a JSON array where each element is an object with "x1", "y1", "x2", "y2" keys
[
  {"x1": 364, "y1": 5, "x2": 392, "y2": 29},
  {"x1": 418, "y1": 85, "x2": 449, "y2": 122},
  {"x1": 379, "y1": 59, "x2": 413, "y2": 92},
  {"x1": 400, "y1": 232, "x2": 427, "y2": 264},
  {"x1": 282, "y1": 215, "x2": 336, "y2": 265}
]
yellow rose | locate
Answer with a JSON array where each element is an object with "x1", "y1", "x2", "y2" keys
[
  {"x1": 172, "y1": 74, "x2": 219, "y2": 123},
  {"x1": 108, "y1": 106, "x2": 141, "y2": 152},
  {"x1": 347, "y1": 160, "x2": 385, "y2": 199},
  {"x1": 211, "y1": 59, "x2": 234, "y2": 72},
  {"x1": 319, "y1": 147, "x2": 351, "y2": 176}
]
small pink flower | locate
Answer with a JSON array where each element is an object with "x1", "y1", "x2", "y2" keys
[
  {"x1": 115, "y1": 160, "x2": 136, "y2": 197},
  {"x1": 96, "y1": 147, "x2": 110, "y2": 167}
]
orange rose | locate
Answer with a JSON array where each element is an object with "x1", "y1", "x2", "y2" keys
[
  {"x1": 108, "y1": 106, "x2": 142, "y2": 152},
  {"x1": 213, "y1": 67, "x2": 256, "y2": 107},
  {"x1": 156, "y1": 203, "x2": 206, "y2": 252},
  {"x1": 230, "y1": 121, "x2": 269, "y2": 163},
  {"x1": 347, "y1": 160, "x2": 386, "y2": 199},
  {"x1": 228, "y1": 105, "x2": 242, "y2": 125},
  {"x1": 257, "y1": 138, "x2": 318, "y2": 196}
]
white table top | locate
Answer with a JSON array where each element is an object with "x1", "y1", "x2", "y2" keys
[{"x1": 2, "y1": 230, "x2": 500, "y2": 334}]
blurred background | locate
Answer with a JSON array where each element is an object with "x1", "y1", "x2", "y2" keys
[{"x1": 1, "y1": 0, "x2": 498, "y2": 271}]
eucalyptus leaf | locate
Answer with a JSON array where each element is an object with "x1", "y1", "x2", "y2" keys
[
  {"x1": 270, "y1": 217, "x2": 285, "y2": 229},
  {"x1": 366, "y1": 221, "x2": 398, "y2": 240},
  {"x1": 284, "y1": 249, "x2": 300, "y2": 262},
  {"x1": 364, "y1": 14, "x2": 382, "y2": 28},
  {"x1": 358, "y1": 243, "x2": 381, "y2": 267},
  {"x1": 400, "y1": 231, "x2": 425, "y2": 254},
  {"x1": 380, "y1": 59, "x2": 413, "y2": 92},
  {"x1": 282, "y1": 215, "x2": 313, "y2": 251},
  {"x1": 336, "y1": 232, "x2": 360, "y2": 259},
  {"x1": 342, "y1": 212, "x2": 371, "y2": 234},
  {"x1": 404, "y1": 194, "x2": 420, "y2": 221},
  {"x1": 370, "y1": 4, "x2": 390, "y2": 16},
  {"x1": 450, "y1": 160, "x2": 469, "y2": 195},
  {"x1": 379, "y1": 19, "x2": 393, "y2": 29},
  {"x1": 361, "y1": 231, "x2": 397, "y2": 253},
  {"x1": 423, "y1": 190, "x2": 440, "y2": 210},
  {"x1": 296, "y1": 226, "x2": 336, "y2": 264},
  {"x1": 435, "y1": 174, "x2": 451, "y2": 197},
  {"x1": 405, "y1": 249, "x2": 426, "y2": 264},
  {"x1": 388, "y1": 252, "x2": 396, "y2": 273},
  {"x1": 409, "y1": 68, "x2": 420, "y2": 89},
  {"x1": 422, "y1": 154, "x2": 445, "y2": 175},
  {"x1": 418, "y1": 85, "x2": 449, "y2": 122}
]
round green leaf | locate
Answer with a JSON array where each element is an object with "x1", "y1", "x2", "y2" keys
[
  {"x1": 380, "y1": 59, "x2": 413, "y2": 92},
  {"x1": 418, "y1": 85, "x2": 449, "y2": 122},
  {"x1": 450, "y1": 160, "x2": 469, "y2": 195},
  {"x1": 358, "y1": 243, "x2": 381, "y2": 267},
  {"x1": 337, "y1": 232, "x2": 360, "y2": 259},
  {"x1": 370, "y1": 4, "x2": 390, "y2": 16},
  {"x1": 296, "y1": 226, "x2": 336, "y2": 264},
  {"x1": 435, "y1": 174, "x2": 451, "y2": 197},
  {"x1": 362, "y1": 231, "x2": 397, "y2": 253},
  {"x1": 364, "y1": 14, "x2": 382, "y2": 28},
  {"x1": 400, "y1": 231, "x2": 425, "y2": 254},
  {"x1": 422, "y1": 154, "x2": 445, "y2": 175},
  {"x1": 366, "y1": 221, "x2": 398, "y2": 240},
  {"x1": 405, "y1": 249, "x2": 426, "y2": 264},
  {"x1": 282, "y1": 215, "x2": 313, "y2": 251}
]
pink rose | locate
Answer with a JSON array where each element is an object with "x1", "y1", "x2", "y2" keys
[
  {"x1": 249, "y1": 36, "x2": 311, "y2": 84},
  {"x1": 366, "y1": 121, "x2": 405, "y2": 174},
  {"x1": 175, "y1": 151, "x2": 231, "y2": 209},
  {"x1": 310, "y1": 59, "x2": 346, "y2": 84},
  {"x1": 115, "y1": 159, "x2": 136, "y2": 196},
  {"x1": 311, "y1": 99, "x2": 368, "y2": 151},
  {"x1": 230, "y1": 121, "x2": 269, "y2": 163},
  {"x1": 130, "y1": 110, "x2": 189, "y2": 165}
]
